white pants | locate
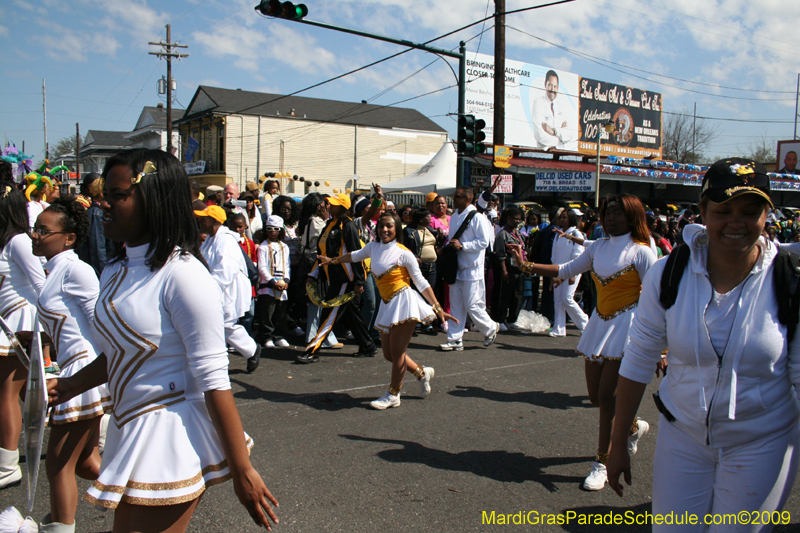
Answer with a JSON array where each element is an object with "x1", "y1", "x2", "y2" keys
[
  {"x1": 447, "y1": 279, "x2": 496, "y2": 342},
  {"x1": 225, "y1": 320, "x2": 257, "y2": 359},
  {"x1": 552, "y1": 274, "x2": 589, "y2": 336},
  {"x1": 652, "y1": 415, "x2": 800, "y2": 533}
]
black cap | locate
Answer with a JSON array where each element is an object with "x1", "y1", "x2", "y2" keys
[{"x1": 700, "y1": 157, "x2": 772, "y2": 207}]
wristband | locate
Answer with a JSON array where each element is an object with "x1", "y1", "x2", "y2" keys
[{"x1": 371, "y1": 198, "x2": 383, "y2": 209}]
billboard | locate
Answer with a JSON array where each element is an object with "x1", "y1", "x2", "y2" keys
[
  {"x1": 465, "y1": 53, "x2": 580, "y2": 152},
  {"x1": 464, "y1": 53, "x2": 663, "y2": 159},
  {"x1": 578, "y1": 78, "x2": 662, "y2": 159},
  {"x1": 776, "y1": 140, "x2": 800, "y2": 176}
]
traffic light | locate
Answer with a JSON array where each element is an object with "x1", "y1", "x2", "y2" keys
[
  {"x1": 255, "y1": 0, "x2": 308, "y2": 20},
  {"x1": 457, "y1": 115, "x2": 487, "y2": 156}
]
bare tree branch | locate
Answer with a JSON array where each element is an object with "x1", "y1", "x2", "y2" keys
[{"x1": 662, "y1": 109, "x2": 719, "y2": 163}]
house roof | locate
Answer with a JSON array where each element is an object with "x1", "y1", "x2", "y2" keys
[
  {"x1": 180, "y1": 86, "x2": 446, "y2": 133},
  {"x1": 134, "y1": 106, "x2": 186, "y2": 131},
  {"x1": 83, "y1": 130, "x2": 134, "y2": 149}
]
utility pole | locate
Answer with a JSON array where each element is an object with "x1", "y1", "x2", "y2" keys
[
  {"x1": 149, "y1": 24, "x2": 188, "y2": 155},
  {"x1": 795, "y1": 74, "x2": 799, "y2": 140},
  {"x1": 43, "y1": 78, "x2": 48, "y2": 161},
  {"x1": 692, "y1": 102, "x2": 697, "y2": 160},
  {"x1": 493, "y1": 0, "x2": 505, "y2": 149},
  {"x1": 75, "y1": 123, "x2": 81, "y2": 180}
]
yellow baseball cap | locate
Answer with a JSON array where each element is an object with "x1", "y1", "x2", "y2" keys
[
  {"x1": 193, "y1": 205, "x2": 227, "y2": 224},
  {"x1": 328, "y1": 192, "x2": 351, "y2": 210}
]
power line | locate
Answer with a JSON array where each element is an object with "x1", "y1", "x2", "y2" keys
[{"x1": 506, "y1": 26, "x2": 796, "y2": 102}]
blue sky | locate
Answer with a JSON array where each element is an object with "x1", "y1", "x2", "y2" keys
[{"x1": 1, "y1": 0, "x2": 799, "y2": 165}]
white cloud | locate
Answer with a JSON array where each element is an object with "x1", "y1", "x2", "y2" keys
[{"x1": 0, "y1": 25, "x2": 8, "y2": 37}]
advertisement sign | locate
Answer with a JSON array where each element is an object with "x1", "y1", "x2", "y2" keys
[
  {"x1": 465, "y1": 53, "x2": 580, "y2": 151},
  {"x1": 465, "y1": 53, "x2": 663, "y2": 159},
  {"x1": 184, "y1": 161, "x2": 206, "y2": 175},
  {"x1": 776, "y1": 140, "x2": 800, "y2": 176},
  {"x1": 578, "y1": 78, "x2": 662, "y2": 159},
  {"x1": 535, "y1": 171, "x2": 595, "y2": 192},
  {"x1": 491, "y1": 175, "x2": 513, "y2": 193},
  {"x1": 494, "y1": 145, "x2": 512, "y2": 168}
]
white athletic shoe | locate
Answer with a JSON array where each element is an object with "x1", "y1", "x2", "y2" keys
[
  {"x1": 370, "y1": 392, "x2": 401, "y2": 410},
  {"x1": 628, "y1": 419, "x2": 650, "y2": 456},
  {"x1": 508, "y1": 321, "x2": 526, "y2": 331},
  {"x1": 484, "y1": 322, "x2": 500, "y2": 347},
  {"x1": 275, "y1": 339, "x2": 290, "y2": 347},
  {"x1": 548, "y1": 331, "x2": 566, "y2": 337},
  {"x1": 498, "y1": 323, "x2": 508, "y2": 332},
  {"x1": 418, "y1": 367, "x2": 435, "y2": 398},
  {"x1": 264, "y1": 340, "x2": 275, "y2": 348},
  {"x1": 438, "y1": 340, "x2": 464, "y2": 351},
  {"x1": 583, "y1": 461, "x2": 607, "y2": 491}
]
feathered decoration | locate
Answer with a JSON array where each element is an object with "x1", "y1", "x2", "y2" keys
[
  {"x1": 132, "y1": 161, "x2": 157, "y2": 184},
  {"x1": 0, "y1": 143, "x2": 33, "y2": 184},
  {"x1": 23, "y1": 161, "x2": 68, "y2": 202},
  {"x1": 0, "y1": 506, "x2": 38, "y2": 533}
]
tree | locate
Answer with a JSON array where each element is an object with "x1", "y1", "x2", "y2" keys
[
  {"x1": 52, "y1": 134, "x2": 86, "y2": 158},
  {"x1": 740, "y1": 134, "x2": 777, "y2": 165},
  {"x1": 662, "y1": 109, "x2": 719, "y2": 164}
]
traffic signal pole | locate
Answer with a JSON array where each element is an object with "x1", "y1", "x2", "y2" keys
[{"x1": 256, "y1": 8, "x2": 467, "y2": 185}]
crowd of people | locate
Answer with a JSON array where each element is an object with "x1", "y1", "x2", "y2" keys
[{"x1": 1, "y1": 148, "x2": 799, "y2": 532}]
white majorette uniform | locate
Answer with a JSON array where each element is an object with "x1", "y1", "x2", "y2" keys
[
  {"x1": 200, "y1": 225, "x2": 257, "y2": 359},
  {"x1": 555, "y1": 232, "x2": 656, "y2": 363},
  {"x1": 38, "y1": 249, "x2": 111, "y2": 424},
  {"x1": 0, "y1": 233, "x2": 45, "y2": 356},
  {"x1": 349, "y1": 241, "x2": 436, "y2": 334},
  {"x1": 85, "y1": 244, "x2": 252, "y2": 508},
  {"x1": 551, "y1": 226, "x2": 589, "y2": 336}
]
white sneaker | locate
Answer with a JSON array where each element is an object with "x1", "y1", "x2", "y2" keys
[
  {"x1": 548, "y1": 331, "x2": 566, "y2": 337},
  {"x1": 418, "y1": 367, "x2": 435, "y2": 398},
  {"x1": 498, "y1": 323, "x2": 508, "y2": 332},
  {"x1": 628, "y1": 419, "x2": 650, "y2": 456},
  {"x1": 484, "y1": 322, "x2": 500, "y2": 347},
  {"x1": 275, "y1": 339, "x2": 290, "y2": 347},
  {"x1": 583, "y1": 462, "x2": 607, "y2": 491},
  {"x1": 509, "y1": 322, "x2": 526, "y2": 331},
  {"x1": 370, "y1": 392, "x2": 401, "y2": 410},
  {"x1": 439, "y1": 340, "x2": 463, "y2": 351},
  {"x1": 291, "y1": 327, "x2": 305, "y2": 337},
  {"x1": 264, "y1": 340, "x2": 275, "y2": 348}
]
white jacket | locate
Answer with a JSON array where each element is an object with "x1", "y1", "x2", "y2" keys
[
  {"x1": 621, "y1": 237, "x2": 800, "y2": 448},
  {"x1": 551, "y1": 226, "x2": 584, "y2": 269},
  {"x1": 200, "y1": 226, "x2": 252, "y2": 322},
  {"x1": 448, "y1": 204, "x2": 494, "y2": 281}
]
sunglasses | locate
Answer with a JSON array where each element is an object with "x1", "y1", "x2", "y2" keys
[{"x1": 453, "y1": 194, "x2": 467, "y2": 199}]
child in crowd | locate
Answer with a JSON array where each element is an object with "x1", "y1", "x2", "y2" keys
[
  {"x1": 257, "y1": 215, "x2": 291, "y2": 348},
  {"x1": 230, "y1": 213, "x2": 258, "y2": 335}
]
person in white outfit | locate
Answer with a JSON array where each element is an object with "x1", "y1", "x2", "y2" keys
[
  {"x1": 0, "y1": 179, "x2": 45, "y2": 492},
  {"x1": 256, "y1": 215, "x2": 291, "y2": 348},
  {"x1": 609, "y1": 158, "x2": 800, "y2": 532},
  {"x1": 549, "y1": 207, "x2": 589, "y2": 337},
  {"x1": 47, "y1": 149, "x2": 278, "y2": 532},
  {"x1": 439, "y1": 186, "x2": 499, "y2": 352},
  {"x1": 195, "y1": 204, "x2": 262, "y2": 373},
  {"x1": 508, "y1": 194, "x2": 656, "y2": 492},
  {"x1": 317, "y1": 212, "x2": 456, "y2": 409},
  {"x1": 28, "y1": 197, "x2": 112, "y2": 533}
]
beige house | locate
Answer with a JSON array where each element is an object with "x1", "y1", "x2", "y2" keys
[{"x1": 176, "y1": 86, "x2": 448, "y2": 194}]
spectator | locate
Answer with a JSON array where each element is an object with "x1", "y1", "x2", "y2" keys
[
  {"x1": 492, "y1": 206, "x2": 526, "y2": 331},
  {"x1": 256, "y1": 215, "x2": 291, "y2": 348},
  {"x1": 77, "y1": 174, "x2": 115, "y2": 277},
  {"x1": 403, "y1": 208, "x2": 439, "y2": 334}
]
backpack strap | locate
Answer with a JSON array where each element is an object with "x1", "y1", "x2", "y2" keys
[
  {"x1": 451, "y1": 211, "x2": 477, "y2": 242},
  {"x1": 773, "y1": 247, "x2": 800, "y2": 344},
  {"x1": 659, "y1": 243, "x2": 691, "y2": 309}
]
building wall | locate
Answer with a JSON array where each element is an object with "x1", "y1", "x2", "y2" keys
[{"x1": 189, "y1": 114, "x2": 447, "y2": 194}]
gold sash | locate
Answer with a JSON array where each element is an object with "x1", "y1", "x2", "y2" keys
[{"x1": 375, "y1": 266, "x2": 411, "y2": 303}]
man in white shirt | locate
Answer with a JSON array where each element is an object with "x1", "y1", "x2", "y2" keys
[
  {"x1": 195, "y1": 205, "x2": 261, "y2": 373},
  {"x1": 439, "y1": 186, "x2": 499, "y2": 351},
  {"x1": 531, "y1": 70, "x2": 576, "y2": 150}
]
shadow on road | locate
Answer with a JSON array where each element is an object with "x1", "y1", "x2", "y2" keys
[
  {"x1": 341, "y1": 434, "x2": 590, "y2": 492},
  {"x1": 447, "y1": 385, "x2": 592, "y2": 409},
  {"x1": 230, "y1": 378, "x2": 367, "y2": 411}
]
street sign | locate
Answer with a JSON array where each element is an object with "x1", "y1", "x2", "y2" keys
[{"x1": 494, "y1": 145, "x2": 512, "y2": 169}]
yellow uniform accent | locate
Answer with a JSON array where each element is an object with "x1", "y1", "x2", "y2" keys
[
  {"x1": 375, "y1": 266, "x2": 411, "y2": 303},
  {"x1": 591, "y1": 265, "x2": 642, "y2": 320}
]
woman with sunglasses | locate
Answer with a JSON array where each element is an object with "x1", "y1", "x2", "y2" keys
[
  {"x1": 0, "y1": 176, "x2": 46, "y2": 491},
  {"x1": 28, "y1": 197, "x2": 112, "y2": 533},
  {"x1": 46, "y1": 149, "x2": 278, "y2": 532}
]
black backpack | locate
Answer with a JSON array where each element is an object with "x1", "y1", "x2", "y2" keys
[{"x1": 660, "y1": 244, "x2": 800, "y2": 342}]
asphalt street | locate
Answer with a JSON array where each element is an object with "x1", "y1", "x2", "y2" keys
[{"x1": 2, "y1": 327, "x2": 799, "y2": 532}]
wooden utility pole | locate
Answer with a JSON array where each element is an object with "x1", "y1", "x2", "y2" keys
[
  {"x1": 493, "y1": 0, "x2": 506, "y2": 148},
  {"x1": 43, "y1": 78, "x2": 48, "y2": 160},
  {"x1": 149, "y1": 25, "x2": 188, "y2": 155},
  {"x1": 75, "y1": 123, "x2": 81, "y2": 179}
]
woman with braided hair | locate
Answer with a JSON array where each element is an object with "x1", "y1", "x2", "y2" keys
[{"x1": 316, "y1": 212, "x2": 457, "y2": 410}]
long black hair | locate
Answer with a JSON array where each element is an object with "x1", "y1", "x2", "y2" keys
[
  {"x1": 102, "y1": 148, "x2": 205, "y2": 271},
  {"x1": 0, "y1": 182, "x2": 28, "y2": 250},
  {"x1": 272, "y1": 195, "x2": 298, "y2": 226},
  {"x1": 44, "y1": 197, "x2": 91, "y2": 248},
  {"x1": 377, "y1": 212, "x2": 404, "y2": 245},
  {"x1": 298, "y1": 192, "x2": 326, "y2": 235}
]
